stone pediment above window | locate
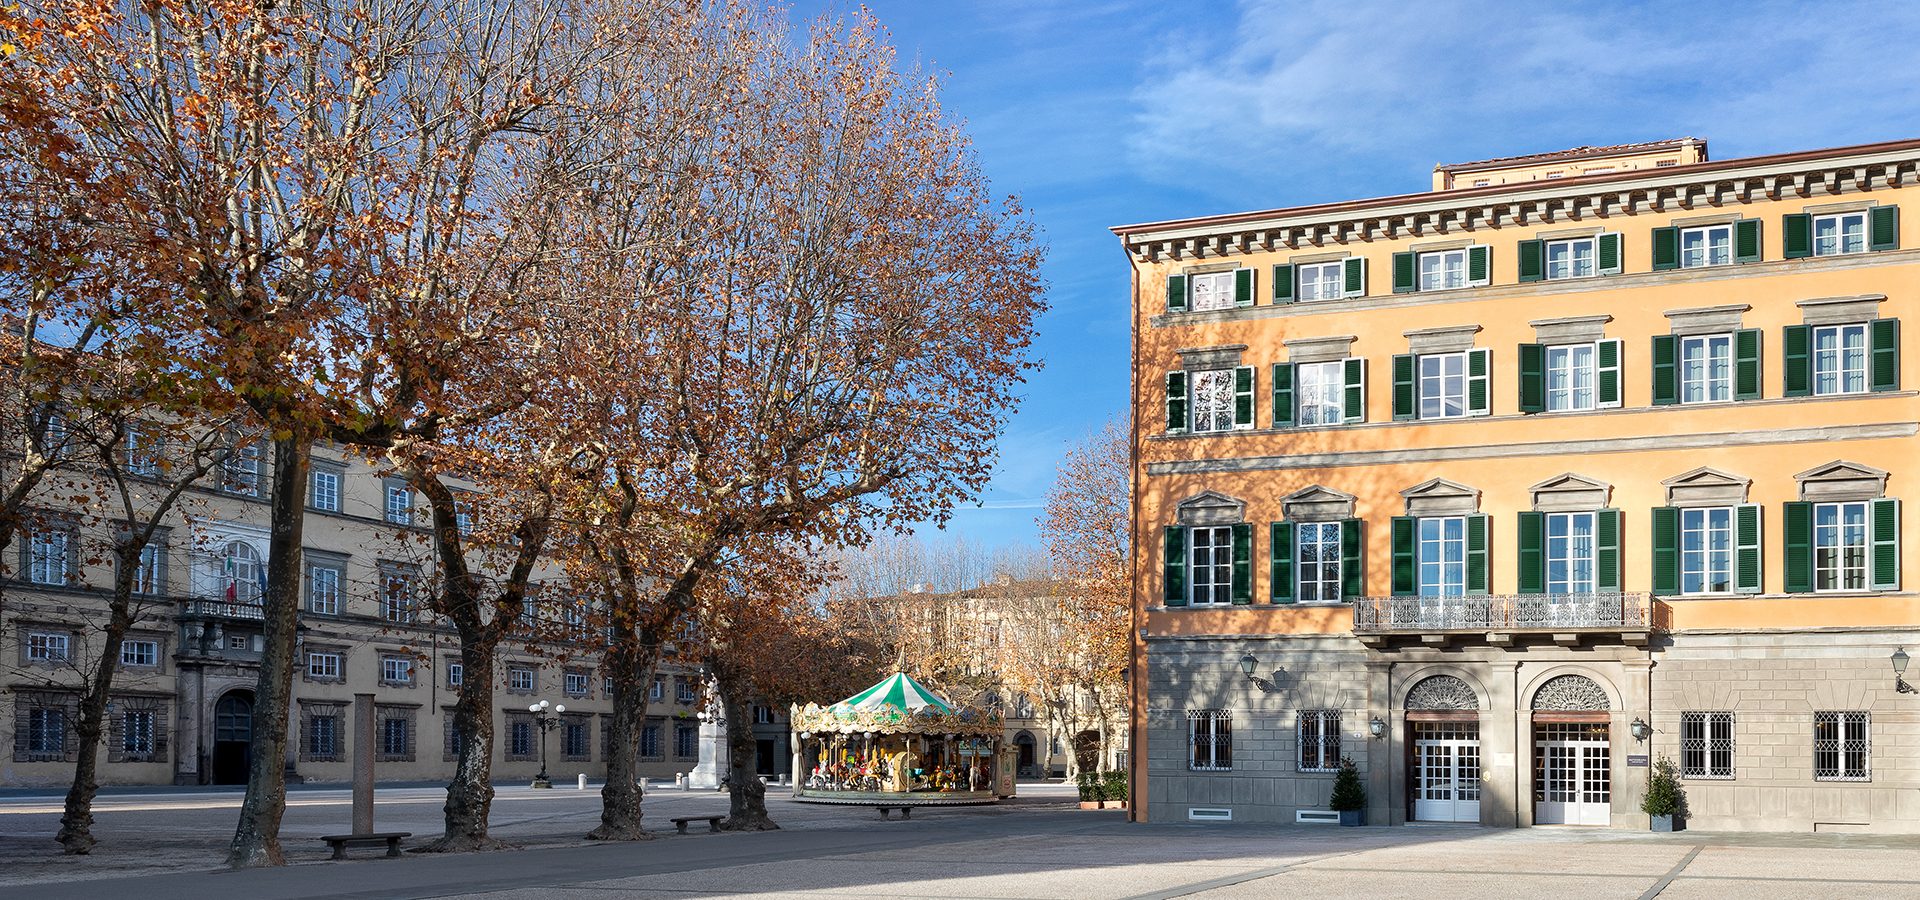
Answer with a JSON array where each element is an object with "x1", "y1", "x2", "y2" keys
[
  {"x1": 1177, "y1": 491, "x2": 1245, "y2": 526},
  {"x1": 1281, "y1": 485, "x2": 1356, "y2": 523},
  {"x1": 1793, "y1": 460, "x2": 1889, "y2": 502},
  {"x1": 1176, "y1": 344, "x2": 1247, "y2": 371},
  {"x1": 1400, "y1": 478, "x2": 1480, "y2": 517},
  {"x1": 1528, "y1": 473, "x2": 1612, "y2": 512},
  {"x1": 1662, "y1": 466, "x2": 1751, "y2": 508}
]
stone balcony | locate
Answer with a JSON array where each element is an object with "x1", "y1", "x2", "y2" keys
[
  {"x1": 1350, "y1": 592, "x2": 1652, "y2": 648},
  {"x1": 181, "y1": 597, "x2": 266, "y2": 620}
]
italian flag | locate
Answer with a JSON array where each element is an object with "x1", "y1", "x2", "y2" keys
[{"x1": 225, "y1": 553, "x2": 237, "y2": 602}]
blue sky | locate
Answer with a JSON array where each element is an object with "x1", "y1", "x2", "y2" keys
[{"x1": 792, "y1": 0, "x2": 1920, "y2": 549}]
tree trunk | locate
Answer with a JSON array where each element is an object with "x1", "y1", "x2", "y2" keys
[
  {"x1": 718, "y1": 674, "x2": 776, "y2": 831},
  {"x1": 225, "y1": 437, "x2": 308, "y2": 867},
  {"x1": 55, "y1": 563, "x2": 138, "y2": 854},
  {"x1": 589, "y1": 627, "x2": 658, "y2": 841},
  {"x1": 420, "y1": 636, "x2": 508, "y2": 851}
]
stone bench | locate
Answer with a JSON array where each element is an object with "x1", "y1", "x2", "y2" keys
[
  {"x1": 319, "y1": 831, "x2": 411, "y2": 859},
  {"x1": 875, "y1": 805, "x2": 914, "y2": 820},
  {"x1": 669, "y1": 815, "x2": 724, "y2": 834}
]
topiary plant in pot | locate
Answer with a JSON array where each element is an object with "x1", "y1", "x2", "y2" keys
[
  {"x1": 1076, "y1": 771, "x2": 1101, "y2": 809},
  {"x1": 1102, "y1": 769, "x2": 1128, "y2": 808},
  {"x1": 1328, "y1": 757, "x2": 1367, "y2": 826},
  {"x1": 1640, "y1": 756, "x2": 1685, "y2": 831}
]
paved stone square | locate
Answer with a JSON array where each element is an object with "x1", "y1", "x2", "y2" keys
[{"x1": 1, "y1": 782, "x2": 1918, "y2": 899}]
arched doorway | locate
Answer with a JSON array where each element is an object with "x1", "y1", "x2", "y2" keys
[
  {"x1": 213, "y1": 691, "x2": 254, "y2": 785},
  {"x1": 1531, "y1": 674, "x2": 1611, "y2": 826},
  {"x1": 1405, "y1": 675, "x2": 1481, "y2": 823},
  {"x1": 1013, "y1": 731, "x2": 1036, "y2": 777}
]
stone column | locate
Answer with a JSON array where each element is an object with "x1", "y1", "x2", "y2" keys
[
  {"x1": 1483, "y1": 659, "x2": 1520, "y2": 828},
  {"x1": 1364, "y1": 657, "x2": 1396, "y2": 826},
  {"x1": 352, "y1": 693, "x2": 375, "y2": 834}
]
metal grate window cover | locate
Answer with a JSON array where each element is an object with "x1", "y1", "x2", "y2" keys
[
  {"x1": 1188, "y1": 709, "x2": 1232, "y2": 771},
  {"x1": 1814, "y1": 711, "x2": 1870, "y2": 781},
  {"x1": 1297, "y1": 710, "x2": 1341, "y2": 772},
  {"x1": 1680, "y1": 711, "x2": 1735, "y2": 779}
]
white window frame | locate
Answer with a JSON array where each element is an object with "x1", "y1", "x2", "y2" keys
[
  {"x1": 28, "y1": 632, "x2": 69, "y2": 662},
  {"x1": 1680, "y1": 506, "x2": 1735, "y2": 595},
  {"x1": 1544, "y1": 237, "x2": 1597, "y2": 280},
  {"x1": 1679, "y1": 334, "x2": 1733, "y2": 404},
  {"x1": 1418, "y1": 249, "x2": 1468, "y2": 291},
  {"x1": 309, "y1": 565, "x2": 341, "y2": 615},
  {"x1": 1188, "y1": 525, "x2": 1234, "y2": 607},
  {"x1": 381, "y1": 657, "x2": 413, "y2": 684},
  {"x1": 28, "y1": 530, "x2": 69, "y2": 585},
  {"x1": 1417, "y1": 352, "x2": 1470, "y2": 419},
  {"x1": 133, "y1": 545, "x2": 163, "y2": 596},
  {"x1": 1188, "y1": 271, "x2": 1237, "y2": 312},
  {"x1": 1545, "y1": 511, "x2": 1597, "y2": 595},
  {"x1": 650, "y1": 678, "x2": 665, "y2": 701},
  {"x1": 565, "y1": 672, "x2": 590, "y2": 696},
  {"x1": 121, "y1": 639, "x2": 158, "y2": 667},
  {"x1": 1296, "y1": 709, "x2": 1340, "y2": 773},
  {"x1": 309, "y1": 652, "x2": 342, "y2": 679},
  {"x1": 1297, "y1": 261, "x2": 1345, "y2": 302},
  {"x1": 1814, "y1": 711, "x2": 1870, "y2": 781},
  {"x1": 311, "y1": 470, "x2": 341, "y2": 512},
  {"x1": 223, "y1": 443, "x2": 261, "y2": 495},
  {"x1": 1188, "y1": 368, "x2": 1236, "y2": 434},
  {"x1": 1812, "y1": 212, "x2": 1867, "y2": 257},
  {"x1": 1681, "y1": 711, "x2": 1734, "y2": 780},
  {"x1": 677, "y1": 679, "x2": 697, "y2": 703},
  {"x1": 1418, "y1": 516, "x2": 1467, "y2": 596},
  {"x1": 123, "y1": 425, "x2": 160, "y2": 477},
  {"x1": 381, "y1": 573, "x2": 413, "y2": 622},
  {"x1": 1188, "y1": 710, "x2": 1232, "y2": 771},
  {"x1": 1812, "y1": 324, "x2": 1869, "y2": 396},
  {"x1": 1296, "y1": 521, "x2": 1342, "y2": 603},
  {"x1": 1814, "y1": 501, "x2": 1870, "y2": 592},
  {"x1": 1296, "y1": 361, "x2": 1344, "y2": 427},
  {"x1": 448, "y1": 662, "x2": 464, "y2": 686},
  {"x1": 1545, "y1": 343, "x2": 1597, "y2": 411},
  {"x1": 386, "y1": 485, "x2": 413, "y2": 525},
  {"x1": 509, "y1": 668, "x2": 536, "y2": 692},
  {"x1": 1680, "y1": 224, "x2": 1733, "y2": 268},
  {"x1": 223, "y1": 541, "x2": 263, "y2": 604}
]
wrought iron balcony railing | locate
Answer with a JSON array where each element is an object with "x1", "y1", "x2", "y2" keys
[
  {"x1": 182, "y1": 598, "x2": 266, "y2": 620},
  {"x1": 1351, "y1": 592, "x2": 1651, "y2": 632}
]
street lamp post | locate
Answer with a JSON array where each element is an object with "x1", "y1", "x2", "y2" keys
[{"x1": 529, "y1": 699, "x2": 565, "y2": 788}]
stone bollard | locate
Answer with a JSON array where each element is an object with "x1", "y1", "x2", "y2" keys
[{"x1": 578, "y1": 773, "x2": 587, "y2": 790}]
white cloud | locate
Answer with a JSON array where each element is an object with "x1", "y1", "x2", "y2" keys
[{"x1": 1130, "y1": 0, "x2": 1920, "y2": 204}]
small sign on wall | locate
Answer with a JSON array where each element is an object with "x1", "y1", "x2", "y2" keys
[{"x1": 1627, "y1": 755, "x2": 1649, "y2": 767}]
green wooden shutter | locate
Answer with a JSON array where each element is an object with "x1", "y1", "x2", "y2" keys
[
  {"x1": 1234, "y1": 268, "x2": 1255, "y2": 308},
  {"x1": 1597, "y1": 338, "x2": 1623, "y2": 408},
  {"x1": 1518, "y1": 343, "x2": 1546, "y2": 413},
  {"x1": 1652, "y1": 507, "x2": 1680, "y2": 595},
  {"x1": 1166, "y1": 273, "x2": 1187, "y2": 313},
  {"x1": 1596, "y1": 509, "x2": 1622, "y2": 591},
  {"x1": 1783, "y1": 324, "x2": 1812, "y2": 397},
  {"x1": 1271, "y1": 363, "x2": 1294, "y2": 428},
  {"x1": 1233, "y1": 365, "x2": 1255, "y2": 429},
  {"x1": 1342, "y1": 357, "x2": 1367, "y2": 423},
  {"x1": 1165, "y1": 371, "x2": 1188, "y2": 434},
  {"x1": 1871, "y1": 498, "x2": 1902, "y2": 591},
  {"x1": 1652, "y1": 227, "x2": 1680, "y2": 271},
  {"x1": 1783, "y1": 213, "x2": 1813, "y2": 259},
  {"x1": 1783, "y1": 501, "x2": 1813, "y2": 594},
  {"x1": 1735, "y1": 328, "x2": 1763, "y2": 400},
  {"x1": 1517, "y1": 511, "x2": 1545, "y2": 594},
  {"x1": 1342, "y1": 257, "x2": 1366, "y2": 298},
  {"x1": 1392, "y1": 354, "x2": 1416, "y2": 420},
  {"x1": 1270, "y1": 521, "x2": 1294, "y2": 603},
  {"x1": 1230, "y1": 522, "x2": 1252, "y2": 605},
  {"x1": 1390, "y1": 517, "x2": 1417, "y2": 596},
  {"x1": 1466, "y1": 514, "x2": 1490, "y2": 595},
  {"x1": 1392, "y1": 251, "x2": 1417, "y2": 293},
  {"x1": 1598, "y1": 232, "x2": 1623, "y2": 275},
  {"x1": 1341, "y1": 518, "x2": 1364, "y2": 599},
  {"x1": 1518, "y1": 239, "x2": 1545, "y2": 283},
  {"x1": 1735, "y1": 218, "x2": 1763, "y2": 264},
  {"x1": 1871, "y1": 318, "x2": 1900, "y2": 392},
  {"x1": 1467, "y1": 244, "x2": 1491, "y2": 286},
  {"x1": 1735, "y1": 503, "x2": 1763, "y2": 594},
  {"x1": 1271, "y1": 264, "x2": 1295, "y2": 304},
  {"x1": 1164, "y1": 527, "x2": 1187, "y2": 606},
  {"x1": 1652, "y1": 334, "x2": 1678, "y2": 406},
  {"x1": 1466, "y1": 347, "x2": 1491, "y2": 416},
  {"x1": 1871, "y1": 205, "x2": 1900, "y2": 252}
]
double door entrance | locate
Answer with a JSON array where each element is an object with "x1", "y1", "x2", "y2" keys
[
  {"x1": 1533, "y1": 722, "x2": 1610, "y2": 825},
  {"x1": 1411, "y1": 721, "x2": 1480, "y2": 823}
]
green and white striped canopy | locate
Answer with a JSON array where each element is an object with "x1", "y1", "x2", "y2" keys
[{"x1": 838, "y1": 673, "x2": 954, "y2": 714}]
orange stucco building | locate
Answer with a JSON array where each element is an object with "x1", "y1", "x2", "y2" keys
[{"x1": 1116, "y1": 138, "x2": 1918, "y2": 832}]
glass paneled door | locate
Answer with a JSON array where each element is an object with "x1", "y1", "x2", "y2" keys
[
  {"x1": 1412, "y1": 721, "x2": 1481, "y2": 822},
  {"x1": 1533, "y1": 722, "x2": 1610, "y2": 825}
]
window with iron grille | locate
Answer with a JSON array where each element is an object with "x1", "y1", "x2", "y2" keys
[
  {"x1": 1814, "y1": 711, "x2": 1869, "y2": 781},
  {"x1": 121, "y1": 710, "x2": 155, "y2": 755},
  {"x1": 640, "y1": 723, "x2": 664, "y2": 759},
  {"x1": 1188, "y1": 709, "x2": 1231, "y2": 771},
  {"x1": 674, "y1": 724, "x2": 698, "y2": 759},
  {"x1": 507, "y1": 717, "x2": 535, "y2": 760},
  {"x1": 444, "y1": 713, "x2": 464, "y2": 761},
  {"x1": 301, "y1": 704, "x2": 344, "y2": 762},
  {"x1": 27, "y1": 708, "x2": 66, "y2": 757},
  {"x1": 109, "y1": 698, "x2": 168, "y2": 762},
  {"x1": 1681, "y1": 711, "x2": 1734, "y2": 779},
  {"x1": 380, "y1": 717, "x2": 411, "y2": 760},
  {"x1": 1296, "y1": 710, "x2": 1340, "y2": 772},
  {"x1": 563, "y1": 720, "x2": 590, "y2": 760}
]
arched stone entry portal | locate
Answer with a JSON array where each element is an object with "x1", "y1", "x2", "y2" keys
[
  {"x1": 1405, "y1": 675, "x2": 1481, "y2": 823},
  {"x1": 1531, "y1": 675, "x2": 1610, "y2": 825},
  {"x1": 213, "y1": 691, "x2": 254, "y2": 785}
]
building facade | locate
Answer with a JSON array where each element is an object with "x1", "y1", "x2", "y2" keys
[
  {"x1": 4, "y1": 442, "x2": 707, "y2": 787},
  {"x1": 1119, "y1": 137, "x2": 1919, "y2": 832}
]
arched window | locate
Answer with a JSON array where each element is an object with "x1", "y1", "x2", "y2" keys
[{"x1": 223, "y1": 541, "x2": 262, "y2": 604}]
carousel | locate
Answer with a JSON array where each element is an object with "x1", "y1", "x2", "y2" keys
[{"x1": 791, "y1": 673, "x2": 1012, "y2": 805}]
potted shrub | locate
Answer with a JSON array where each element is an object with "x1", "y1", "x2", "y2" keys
[
  {"x1": 1101, "y1": 770, "x2": 1128, "y2": 809},
  {"x1": 1328, "y1": 757, "x2": 1366, "y2": 826},
  {"x1": 1641, "y1": 756, "x2": 1685, "y2": 832},
  {"x1": 1076, "y1": 771, "x2": 1101, "y2": 809}
]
